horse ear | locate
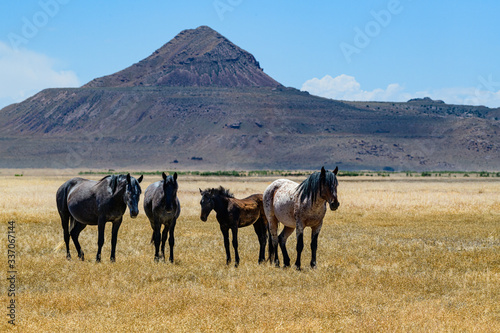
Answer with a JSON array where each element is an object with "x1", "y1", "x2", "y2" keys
[
  {"x1": 137, "y1": 175, "x2": 143, "y2": 183},
  {"x1": 126, "y1": 173, "x2": 131, "y2": 184},
  {"x1": 320, "y1": 166, "x2": 326, "y2": 179},
  {"x1": 173, "y1": 172, "x2": 178, "y2": 180},
  {"x1": 333, "y1": 166, "x2": 339, "y2": 175},
  {"x1": 162, "y1": 172, "x2": 167, "y2": 181},
  {"x1": 199, "y1": 188, "x2": 203, "y2": 194}
]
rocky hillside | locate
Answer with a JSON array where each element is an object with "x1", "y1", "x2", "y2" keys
[
  {"x1": 0, "y1": 26, "x2": 498, "y2": 171},
  {"x1": 84, "y1": 26, "x2": 280, "y2": 88}
]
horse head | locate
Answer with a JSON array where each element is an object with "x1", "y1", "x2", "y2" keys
[
  {"x1": 319, "y1": 166, "x2": 340, "y2": 211},
  {"x1": 199, "y1": 188, "x2": 215, "y2": 222},
  {"x1": 125, "y1": 173, "x2": 143, "y2": 218},
  {"x1": 162, "y1": 172, "x2": 178, "y2": 213}
]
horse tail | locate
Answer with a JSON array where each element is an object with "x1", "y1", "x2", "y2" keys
[
  {"x1": 267, "y1": 225, "x2": 273, "y2": 262},
  {"x1": 255, "y1": 195, "x2": 273, "y2": 263},
  {"x1": 56, "y1": 181, "x2": 71, "y2": 228},
  {"x1": 56, "y1": 179, "x2": 79, "y2": 244},
  {"x1": 263, "y1": 181, "x2": 283, "y2": 262}
]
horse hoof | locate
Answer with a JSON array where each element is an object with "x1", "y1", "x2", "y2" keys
[
  {"x1": 66, "y1": 254, "x2": 71, "y2": 261},
  {"x1": 110, "y1": 258, "x2": 116, "y2": 263},
  {"x1": 310, "y1": 262, "x2": 317, "y2": 269},
  {"x1": 154, "y1": 257, "x2": 160, "y2": 263},
  {"x1": 295, "y1": 265, "x2": 301, "y2": 271}
]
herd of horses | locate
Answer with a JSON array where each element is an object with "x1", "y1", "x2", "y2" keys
[{"x1": 56, "y1": 167, "x2": 340, "y2": 270}]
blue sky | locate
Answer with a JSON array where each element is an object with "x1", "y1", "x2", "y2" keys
[{"x1": 1, "y1": 0, "x2": 499, "y2": 110}]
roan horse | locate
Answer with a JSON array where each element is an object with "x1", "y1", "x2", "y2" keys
[
  {"x1": 263, "y1": 167, "x2": 339, "y2": 270},
  {"x1": 56, "y1": 174, "x2": 143, "y2": 262},
  {"x1": 144, "y1": 172, "x2": 180, "y2": 262},
  {"x1": 199, "y1": 187, "x2": 268, "y2": 267}
]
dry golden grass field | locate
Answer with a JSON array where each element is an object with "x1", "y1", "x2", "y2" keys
[{"x1": 1, "y1": 170, "x2": 499, "y2": 332}]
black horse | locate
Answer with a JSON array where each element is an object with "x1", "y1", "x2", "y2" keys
[
  {"x1": 199, "y1": 186, "x2": 268, "y2": 267},
  {"x1": 56, "y1": 174, "x2": 143, "y2": 262},
  {"x1": 144, "y1": 172, "x2": 180, "y2": 262}
]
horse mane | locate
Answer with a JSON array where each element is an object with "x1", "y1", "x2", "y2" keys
[
  {"x1": 296, "y1": 170, "x2": 337, "y2": 204},
  {"x1": 206, "y1": 186, "x2": 234, "y2": 198},
  {"x1": 96, "y1": 175, "x2": 124, "y2": 193}
]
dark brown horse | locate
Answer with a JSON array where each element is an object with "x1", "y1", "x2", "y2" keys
[
  {"x1": 56, "y1": 174, "x2": 143, "y2": 262},
  {"x1": 199, "y1": 187, "x2": 268, "y2": 267}
]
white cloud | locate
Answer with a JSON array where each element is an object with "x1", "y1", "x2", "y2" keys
[
  {"x1": 0, "y1": 41, "x2": 80, "y2": 110},
  {"x1": 429, "y1": 87, "x2": 500, "y2": 107},
  {"x1": 301, "y1": 74, "x2": 409, "y2": 102},
  {"x1": 301, "y1": 74, "x2": 500, "y2": 108}
]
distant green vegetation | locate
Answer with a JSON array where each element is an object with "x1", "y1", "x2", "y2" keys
[
  {"x1": 78, "y1": 170, "x2": 311, "y2": 177},
  {"x1": 338, "y1": 171, "x2": 362, "y2": 177},
  {"x1": 78, "y1": 170, "x2": 500, "y2": 178},
  {"x1": 416, "y1": 171, "x2": 500, "y2": 178}
]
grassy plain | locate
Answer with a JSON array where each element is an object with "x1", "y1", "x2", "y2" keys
[{"x1": 0, "y1": 170, "x2": 499, "y2": 332}]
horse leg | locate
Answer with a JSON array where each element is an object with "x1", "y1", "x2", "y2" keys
[
  {"x1": 161, "y1": 224, "x2": 168, "y2": 262},
  {"x1": 167, "y1": 219, "x2": 177, "y2": 263},
  {"x1": 110, "y1": 218, "x2": 122, "y2": 262},
  {"x1": 278, "y1": 226, "x2": 295, "y2": 267},
  {"x1": 61, "y1": 213, "x2": 71, "y2": 259},
  {"x1": 310, "y1": 224, "x2": 323, "y2": 268},
  {"x1": 153, "y1": 222, "x2": 162, "y2": 262},
  {"x1": 220, "y1": 226, "x2": 231, "y2": 265},
  {"x1": 267, "y1": 215, "x2": 280, "y2": 267},
  {"x1": 231, "y1": 227, "x2": 239, "y2": 267},
  {"x1": 253, "y1": 219, "x2": 267, "y2": 264},
  {"x1": 294, "y1": 222, "x2": 305, "y2": 270},
  {"x1": 96, "y1": 219, "x2": 106, "y2": 263},
  {"x1": 70, "y1": 218, "x2": 86, "y2": 261}
]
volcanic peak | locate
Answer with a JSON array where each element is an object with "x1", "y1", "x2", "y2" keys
[{"x1": 84, "y1": 25, "x2": 281, "y2": 88}]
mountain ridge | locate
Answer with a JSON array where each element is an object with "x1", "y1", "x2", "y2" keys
[
  {"x1": 84, "y1": 26, "x2": 281, "y2": 88},
  {"x1": 0, "y1": 26, "x2": 498, "y2": 171}
]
